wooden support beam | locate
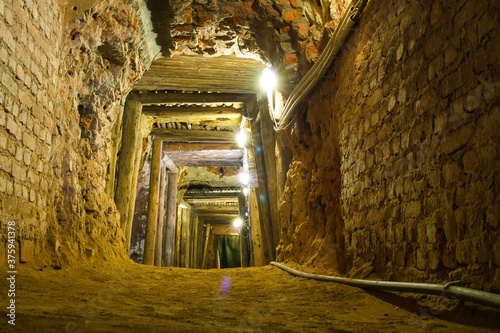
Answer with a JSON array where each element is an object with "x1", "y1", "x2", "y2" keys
[
  {"x1": 259, "y1": 103, "x2": 281, "y2": 248},
  {"x1": 144, "y1": 138, "x2": 163, "y2": 265},
  {"x1": 151, "y1": 128, "x2": 236, "y2": 141},
  {"x1": 114, "y1": 99, "x2": 142, "y2": 244},
  {"x1": 239, "y1": 194, "x2": 249, "y2": 267},
  {"x1": 164, "y1": 172, "x2": 178, "y2": 267},
  {"x1": 183, "y1": 192, "x2": 240, "y2": 200},
  {"x1": 163, "y1": 142, "x2": 238, "y2": 152},
  {"x1": 212, "y1": 225, "x2": 241, "y2": 235},
  {"x1": 250, "y1": 108, "x2": 275, "y2": 263},
  {"x1": 161, "y1": 153, "x2": 179, "y2": 173},
  {"x1": 125, "y1": 116, "x2": 147, "y2": 252},
  {"x1": 250, "y1": 188, "x2": 265, "y2": 266},
  {"x1": 129, "y1": 92, "x2": 255, "y2": 106},
  {"x1": 142, "y1": 106, "x2": 243, "y2": 118},
  {"x1": 202, "y1": 224, "x2": 212, "y2": 269},
  {"x1": 180, "y1": 207, "x2": 191, "y2": 268},
  {"x1": 154, "y1": 165, "x2": 167, "y2": 267},
  {"x1": 192, "y1": 205, "x2": 239, "y2": 214},
  {"x1": 190, "y1": 216, "x2": 200, "y2": 268}
]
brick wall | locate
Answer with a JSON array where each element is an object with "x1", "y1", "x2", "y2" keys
[
  {"x1": 0, "y1": 0, "x2": 152, "y2": 267},
  {"x1": 278, "y1": 0, "x2": 500, "y2": 291}
]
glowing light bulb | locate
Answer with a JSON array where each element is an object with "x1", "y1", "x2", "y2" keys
[
  {"x1": 261, "y1": 67, "x2": 277, "y2": 91},
  {"x1": 243, "y1": 187, "x2": 249, "y2": 196},
  {"x1": 239, "y1": 172, "x2": 250, "y2": 185},
  {"x1": 236, "y1": 131, "x2": 247, "y2": 148},
  {"x1": 233, "y1": 218, "x2": 243, "y2": 228},
  {"x1": 179, "y1": 203, "x2": 187, "y2": 209}
]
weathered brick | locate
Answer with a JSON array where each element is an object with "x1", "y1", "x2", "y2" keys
[
  {"x1": 6, "y1": 114, "x2": 22, "y2": 140},
  {"x1": 283, "y1": 8, "x2": 302, "y2": 22}
]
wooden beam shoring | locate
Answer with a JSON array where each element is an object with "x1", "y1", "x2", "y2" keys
[
  {"x1": 164, "y1": 172, "x2": 178, "y2": 267},
  {"x1": 142, "y1": 106, "x2": 244, "y2": 118},
  {"x1": 239, "y1": 194, "x2": 249, "y2": 267},
  {"x1": 161, "y1": 152, "x2": 179, "y2": 173},
  {"x1": 171, "y1": 160, "x2": 242, "y2": 168},
  {"x1": 151, "y1": 128, "x2": 236, "y2": 141},
  {"x1": 129, "y1": 92, "x2": 255, "y2": 106},
  {"x1": 144, "y1": 138, "x2": 163, "y2": 265},
  {"x1": 202, "y1": 224, "x2": 211, "y2": 269},
  {"x1": 163, "y1": 142, "x2": 238, "y2": 152},
  {"x1": 114, "y1": 99, "x2": 142, "y2": 247},
  {"x1": 125, "y1": 115, "x2": 147, "y2": 252},
  {"x1": 154, "y1": 165, "x2": 167, "y2": 267},
  {"x1": 259, "y1": 103, "x2": 281, "y2": 248},
  {"x1": 249, "y1": 104, "x2": 275, "y2": 263}
]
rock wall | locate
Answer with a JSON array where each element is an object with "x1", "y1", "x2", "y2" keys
[
  {"x1": 0, "y1": 0, "x2": 155, "y2": 268},
  {"x1": 278, "y1": 0, "x2": 500, "y2": 291}
]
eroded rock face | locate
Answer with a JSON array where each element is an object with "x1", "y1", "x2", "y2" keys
[
  {"x1": 278, "y1": 0, "x2": 500, "y2": 291},
  {"x1": 165, "y1": 0, "x2": 349, "y2": 84},
  {"x1": 0, "y1": 0, "x2": 155, "y2": 268}
]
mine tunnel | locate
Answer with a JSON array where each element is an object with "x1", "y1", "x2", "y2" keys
[{"x1": 1, "y1": 0, "x2": 500, "y2": 331}]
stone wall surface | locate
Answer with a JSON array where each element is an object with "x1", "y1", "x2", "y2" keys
[
  {"x1": 278, "y1": 0, "x2": 500, "y2": 291},
  {"x1": 0, "y1": 0, "x2": 154, "y2": 268}
]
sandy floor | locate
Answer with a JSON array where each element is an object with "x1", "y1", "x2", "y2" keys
[{"x1": 1, "y1": 261, "x2": 499, "y2": 332}]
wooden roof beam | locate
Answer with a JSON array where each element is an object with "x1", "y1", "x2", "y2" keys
[
  {"x1": 142, "y1": 106, "x2": 244, "y2": 118},
  {"x1": 129, "y1": 92, "x2": 255, "y2": 106},
  {"x1": 151, "y1": 128, "x2": 236, "y2": 141}
]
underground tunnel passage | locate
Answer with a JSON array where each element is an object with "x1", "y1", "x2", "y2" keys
[{"x1": 1, "y1": 0, "x2": 500, "y2": 331}]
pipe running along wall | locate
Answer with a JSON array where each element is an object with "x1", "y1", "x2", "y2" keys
[
  {"x1": 273, "y1": 0, "x2": 368, "y2": 130},
  {"x1": 271, "y1": 262, "x2": 500, "y2": 309}
]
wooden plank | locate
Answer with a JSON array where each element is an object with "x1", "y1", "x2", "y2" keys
[
  {"x1": 151, "y1": 128, "x2": 236, "y2": 141},
  {"x1": 114, "y1": 100, "x2": 142, "y2": 243},
  {"x1": 192, "y1": 205, "x2": 239, "y2": 213},
  {"x1": 129, "y1": 92, "x2": 255, "y2": 106},
  {"x1": 154, "y1": 165, "x2": 167, "y2": 267},
  {"x1": 180, "y1": 207, "x2": 191, "y2": 268},
  {"x1": 250, "y1": 188, "x2": 266, "y2": 266},
  {"x1": 161, "y1": 153, "x2": 179, "y2": 173},
  {"x1": 163, "y1": 172, "x2": 178, "y2": 266},
  {"x1": 142, "y1": 106, "x2": 243, "y2": 118},
  {"x1": 164, "y1": 142, "x2": 238, "y2": 152},
  {"x1": 144, "y1": 138, "x2": 163, "y2": 265},
  {"x1": 202, "y1": 224, "x2": 211, "y2": 269},
  {"x1": 212, "y1": 225, "x2": 241, "y2": 236},
  {"x1": 259, "y1": 103, "x2": 281, "y2": 248},
  {"x1": 183, "y1": 192, "x2": 240, "y2": 200},
  {"x1": 250, "y1": 108, "x2": 275, "y2": 263},
  {"x1": 238, "y1": 194, "x2": 249, "y2": 267}
]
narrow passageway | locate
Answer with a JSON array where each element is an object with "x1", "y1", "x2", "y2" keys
[{"x1": 1, "y1": 262, "x2": 499, "y2": 332}]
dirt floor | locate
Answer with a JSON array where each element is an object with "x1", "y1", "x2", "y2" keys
[{"x1": 1, "y1": 261, "x2": 499, "y2": 332}]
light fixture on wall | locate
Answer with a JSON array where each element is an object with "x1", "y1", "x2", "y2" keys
[
  {"x1": 261, "y1": 67, "x2": 277, "y2": 91},
  {"x1": 242, "y1": 187, "x2": 249, "y2": 196},
  {"x1": 239, "y1": 171, "x2": 250, "y2": 185},
  {"x1": 236, "y1": 130, "x2": 247, "y2": 148},
  {"x1": 233, "y1": 218, "x2": 243, "y2": 228},
  {"x1": 179, "y1": 203, "x2": 188, "y2": 209}
]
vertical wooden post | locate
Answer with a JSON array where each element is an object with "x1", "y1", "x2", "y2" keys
[
  {"x1": 202, "y1": 223, "x2": 211, "y2": 269},
  {"x1": 114, "y1": 99, "x2": 142, "y2": 240},
  {"x1": 164, "y1": 171, "x2": 178, "y2": 266},
  {"x1": 125, "y1": 115, "x2": 147, "y2": 252},
  {"x1": 238, "y1": 194, "x2": 249, "y2": 267},
  {"x1": 175, "y1": 207, "x2": 182, "y2": 267},
  {"x1": 250, "y1": 188, "x2": 266, "y2": 266},
  {"x1": 144, "y1": 138, "x2": 163, "y2": 265},
  {"x1": 105, "y1": 102, "x2": 124, "y2": 199},
  {"x1": 259, "y1": 103, "x2": 280, "y2": 248},
  {"x1": 191, "y1": 216, "x2": 199, "y2": 268},
  {"x1": 164, "y1": 172, "x2": 179, "y2": 266},
  {"x1": 180, "y1": 206, "x2": 191, "y2": 268},
  {"x1": 154, "y1": 164, "x2": 167, "y2": 266},
  {"x1": 250, "y1": 111, "x2": 275, "y2": 263}
]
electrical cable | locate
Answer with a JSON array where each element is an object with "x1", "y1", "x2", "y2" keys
[{"x1": 270, "y1": 261, "x2": 500, "y2": 309}]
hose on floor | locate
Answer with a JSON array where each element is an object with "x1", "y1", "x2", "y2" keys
[{"x1": 270, "y1": 261, "x2": 500, "y2": 309}]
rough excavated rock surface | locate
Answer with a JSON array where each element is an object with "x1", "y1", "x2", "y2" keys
[
  {"x1": 278, "y1": 0, "x2": 500, "y2": 291},
  {"x1": 0, "y1": 0, "x2": 155, "y2": 268}
]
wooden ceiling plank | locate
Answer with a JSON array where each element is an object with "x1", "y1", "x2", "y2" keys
[
  {"x1": 130, "y1": 92, "x2": 255, "y2": 105},
  {"x1": 151, "y1": 128, "x2": 236, "y2": 141}
]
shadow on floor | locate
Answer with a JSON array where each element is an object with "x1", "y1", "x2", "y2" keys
[{"x1": 365, "y1": 289, "x2": 500, "y2": 329}]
